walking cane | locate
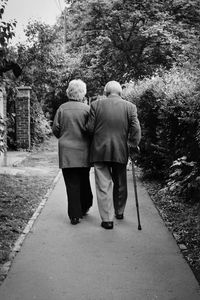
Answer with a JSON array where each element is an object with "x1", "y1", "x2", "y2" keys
[{"x1": 131, "y1": 159, "x2": 142, "y2": 230}]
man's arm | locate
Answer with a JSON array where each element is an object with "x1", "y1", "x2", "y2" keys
[
  {"x1": 128, "y1": 103, "x2": 141, "y2": 148},
  {"x1": 52, "y1": 108, "x2": 61, "y2": 139}
]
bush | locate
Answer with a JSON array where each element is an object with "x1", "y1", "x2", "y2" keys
[
  {"x1": 30, "y1": 99, "x2": 52, "y2": 146},
  {"x1": 123, "y1": 66, "x2": 200, "y2": 185},
  {"x1": 167, "y1": 156, "x2": 200, "y2": 203}
]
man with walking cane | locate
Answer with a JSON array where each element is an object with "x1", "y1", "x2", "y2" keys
[{"x1": 86, "y1": 81, "x2": 141, "y2": 229}]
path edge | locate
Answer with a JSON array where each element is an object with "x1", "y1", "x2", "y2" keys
[
  {"x1": 140, "y1": 178, "x2": 200, "y2": 287},
  {"x1": 0, "y1": 170, "x2": 62, "y2": 285}
]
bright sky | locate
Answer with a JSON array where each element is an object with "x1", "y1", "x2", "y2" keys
[{"x1": 3, "y1": 0, "x2": 66, "y2": 43}]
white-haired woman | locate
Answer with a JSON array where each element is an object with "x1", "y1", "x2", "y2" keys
[{"x1": 53, "y1": 79, "x2": 93, "y2": 225}]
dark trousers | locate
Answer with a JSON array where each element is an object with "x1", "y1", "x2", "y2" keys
[{"x1": 62, "y1": 168, "x2": 93, "y2": 219}]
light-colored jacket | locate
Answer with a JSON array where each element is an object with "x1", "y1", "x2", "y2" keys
[
  {"x1": 52, "y1": 101, "x2": 90, "y2": 168},
  {"x1": 86, "y1": 95, "x2": 141, "y2": 164}
]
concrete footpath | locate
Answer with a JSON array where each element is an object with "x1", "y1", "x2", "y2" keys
[{"x1": 0, "y1": 170, "x2": 199, "y2": 300}]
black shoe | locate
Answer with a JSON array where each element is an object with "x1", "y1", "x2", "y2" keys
[
  {"x1": 115, "y1": 214, "x2": 124, "y2": 220},
  {"x1": 101, "y1": 221, "x2": 114, "y2": 230},
  {"x1": 70, "y1": 217, "x2": 80, "y2": 225}
]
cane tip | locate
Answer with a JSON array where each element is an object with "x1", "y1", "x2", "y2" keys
[{"x1": 138, "y1": 225, "x2": 142, "y2": 230}]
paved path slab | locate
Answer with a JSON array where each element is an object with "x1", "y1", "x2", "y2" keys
[{"x1": 0, "y1": 170, "x2": 199, "y2": 300}]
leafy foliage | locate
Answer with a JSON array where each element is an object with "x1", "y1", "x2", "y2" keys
[
  {"x1": 124, "y1": 67, "x2": 199, "y2": 162},
  {"x1": 5, "y1": 21, "x2": 65, "y2": 148},
  {"x1": 0, "y1": 0, "x2": 16, "y2": 47},
  {"x1": 167, "y1": 157, "x2": 200, "y2": 202},
  {"x1": 30, "y1": 92, "x2": 52, "y2": 146},
  {"x1": 13, "y1": 21, "x2": 73, "y2": 118},
  {"x1": 0, "y1": 0, "x2": 17, "y2": 152},
  {"x1": 63, "y1": 0, "x2": 200, "y2": 95},
  {"x1": 123, "y1": 66, "x2": 200, "y2": 200}
]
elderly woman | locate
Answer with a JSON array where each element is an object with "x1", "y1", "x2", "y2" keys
[{"x1": 52, "y1": 79, "x2": 93, "y2": 225}]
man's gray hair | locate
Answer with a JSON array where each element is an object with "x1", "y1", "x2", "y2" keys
[
  {"x1": 104, "y1": 81, "x2": 122, "y2": 96},
  {"x1": 66, "y1": 79, "x2": 87, "y2": 101}
]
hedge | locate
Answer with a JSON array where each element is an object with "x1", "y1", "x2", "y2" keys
[{"x1": 123, "y1": 66, "x2": 200, "y2": 201}]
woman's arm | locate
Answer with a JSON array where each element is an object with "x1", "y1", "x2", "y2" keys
[
  {"x1": 52, "y1": 108, "x2": 61, "y2": 138},
  {"x1": 85, "y1": 101, "x2": 97, "y2": 135}
]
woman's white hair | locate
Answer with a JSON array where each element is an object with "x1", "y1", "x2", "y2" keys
[
  {"x1": 104, "y1": 81, "x2": 122, "y2": 96},
  {"x1": 66, "y1": 79, "x2": 87, "y2": 101}
]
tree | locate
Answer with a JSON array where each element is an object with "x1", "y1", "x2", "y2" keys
[
  {"x1": 0, "y1": 0, "x2": 19, "y2": 77},
  {"x1": 63, "y1": 0, "x2": 188, "y2": 85},
  {"x1": 0, "y1": 0, "x2": 17, "y2": 152},
  {"x1": 0, "y1": 0, "x2": 16, "y2": 48},
  {"x1": 15, "y1": 21, "x2": 61, "y2": 99},
  {"x1": 12, "y1": 18, "x2": 87, "y2": 120},
  {"x1": 62, "y1": 0, "x2": 199, "y2": 95}
]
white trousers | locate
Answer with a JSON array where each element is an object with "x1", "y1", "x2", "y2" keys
[{"x1": 94, "y1": 162, "x2": 127, "y2": 222}]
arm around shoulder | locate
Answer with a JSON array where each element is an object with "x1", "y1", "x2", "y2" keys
[{"x1": 85, "y1": 101, "x2": 97, "y2": 135}]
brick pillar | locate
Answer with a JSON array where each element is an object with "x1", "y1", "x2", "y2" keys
[{"x1": 16, "y1": 86, "x2": 31, "y2": 149}]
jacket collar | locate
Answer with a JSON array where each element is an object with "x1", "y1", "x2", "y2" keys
[{"x1": 107, "y1": 94, "x2": 122, "y2": 100}]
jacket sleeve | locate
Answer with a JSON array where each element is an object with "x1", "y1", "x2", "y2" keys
[
  {"x1": 52, "y1": 108, "x2": 61, "y2": 139},
  {"x1": 85, "y1": 101, "x2": 96, "y2": 135},
  {"x1": 128, "y1": 103, "x2": 141, "y2": 148}
]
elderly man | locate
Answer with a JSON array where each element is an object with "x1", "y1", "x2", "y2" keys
[{"x1": 87, "y1": 81, "x2": 141, "y2": 229}]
